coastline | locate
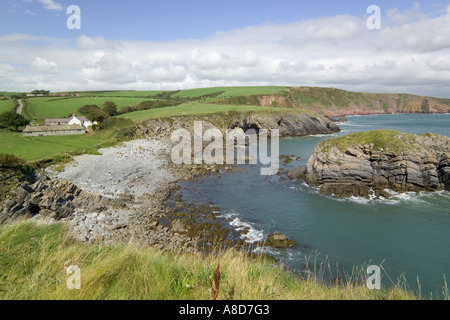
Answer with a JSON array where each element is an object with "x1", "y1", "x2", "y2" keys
[
  {"x1": 4, "y1": 111, "x2": 448, "y2": 254},
  {"x1": 46, "y1": 136, "x2": 233, "y2": 251},
  {"x1": 1, "y1": 109, "x2": 339, "y2": 254}
]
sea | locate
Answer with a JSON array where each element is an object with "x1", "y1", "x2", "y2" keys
[{"x1": 178, "y1": 113, "x2": 450, "y2": 298}]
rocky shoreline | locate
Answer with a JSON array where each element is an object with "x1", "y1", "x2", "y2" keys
[{"x1": 1, "y1": 111, "x2": 335, "y2": 252}]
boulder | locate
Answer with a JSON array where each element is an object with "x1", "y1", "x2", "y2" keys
[{"x1": 255, "y1": 232, "x2": 295, "y2": 248}]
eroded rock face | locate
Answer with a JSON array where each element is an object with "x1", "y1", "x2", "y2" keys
[
  {"x1": 229, "y1": 113, "x2": 340, "y2": 137},
  {"x1": 135, "y1": 112, "x2": 340, "y2": 139},
  {"x1": 288, "y1": 131, "x2": 450, "y2": 198},
  {"x1": 0, "y1": 172, "x2": 113, "y2": 224}
]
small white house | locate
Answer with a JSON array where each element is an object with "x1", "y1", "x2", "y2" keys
[
  {"x1": 45, "y1": 114, "x2": 97, "y2": 128},
  {"x1": 68, "y1": 114, "x2": 96, "y2": 128}
]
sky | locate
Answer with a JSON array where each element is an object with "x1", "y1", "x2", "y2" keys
[{"x1": 1, "y1": 0, "x2": 450, "y2": 97}]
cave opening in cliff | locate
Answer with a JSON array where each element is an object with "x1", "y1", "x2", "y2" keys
[
  {"x1": 231, "y1": 122, "x2": 259, "y2": 134},
  {"x1": 29, "y1": 204, "x2": 41, "y2": 215}
]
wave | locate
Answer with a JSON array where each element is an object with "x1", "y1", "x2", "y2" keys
[
  {"x1": 216, "y1": 210, "x2": 265, "y2": 243},
  {"x1": 339, "y1": 189, "x2": 450, "y2": 206},
  {"x1": 339, "y1": 123, "x2": 372, "y2": 127},
  {"x1": 216, "y1": 210, "x2": 239, "y2": 220},
  {"x1": 285, "y1": 185, "x2": 302, "y2": 192},
  {"x1": 229, "y1": 217, "x2": 265, "y2": 243},
  {"x1": 302, "y1": 182, "x2": 450, "y2": 207}
]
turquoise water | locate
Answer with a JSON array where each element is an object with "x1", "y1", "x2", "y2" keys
[{"x1": 179, "y1": 114, "x2": 450, "y2": 298}]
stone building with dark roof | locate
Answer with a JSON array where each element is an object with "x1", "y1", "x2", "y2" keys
[
  {"x1": 45, "y1": 114, "x2": 95, "y2": 128},
  {"x1": 23, "y1": 124, "x2": 86, "y2": 137}
]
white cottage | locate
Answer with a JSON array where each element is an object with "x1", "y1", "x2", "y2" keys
[{"x1": 45, "y1": 114, "x2": 96, "y2": 128}]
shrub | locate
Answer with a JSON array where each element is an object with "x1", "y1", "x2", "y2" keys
[
  {"x1": 0, "y1": 111, "x2": 30, "y2": 131},
  {"x1": 98, "y1": 117, "x2": 133, "y2": 130},
  {"x1": 0, "y1": 153, "x2": 25, "y2": 168}
]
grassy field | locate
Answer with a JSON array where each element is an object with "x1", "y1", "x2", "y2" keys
[
  {"x1": 0, "y1": 222, "x2": 418, "y2": 300},
  {"x1": 0, "y1": 92, "x2": 23, "y2": 97},
  {"x1": 116, "y1": 102, "x2": 285, "y2": 123},
  {"x1": 26, "y1": 96, "x2": 147, "y2": 119},
  {"x1": 0, "y1": 100, "x2": 15, "y2": 113},
  {"x1": 173, "y1": 86, "x2": 288, "y2": 99},
  {"x1": 0, "y1": 131, "x2": 108, "y2": 161},
  {"x1": 8, "y1": 85, "x2": 447, "y2": 163},
  {"x1": 0, "y1": 86, "x2": 304, "y2": 162},
  {"x1": 75, "y1": 90, "x2": 163, "y2": 98}
]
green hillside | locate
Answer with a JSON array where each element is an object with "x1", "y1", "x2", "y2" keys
[
  {"x1": 212, "y1": 86, "x2": 450, "y2": 116},
  {"x1": 2, "y1": 86, "x2": 449, "y2": 163}
]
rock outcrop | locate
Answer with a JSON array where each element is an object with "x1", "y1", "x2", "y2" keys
[
  {"x1": 135, "y1": 111, "x2": 340, "y2": 139},
  {"x1": 288, "y1": 130, "x2": 450, "y2": 198},
  {"x1": 255, "y1": 232, "x2": 295, "y2": 248},
  {"x1": 0, "y1": 170, "x2": 114, "y2": 224}
]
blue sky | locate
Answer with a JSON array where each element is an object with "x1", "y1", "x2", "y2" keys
[
  {"x1": 1, "y1": 1, "x2": 450, "y2": 96},
  {"x1": 2, "y1": 0, "x2": 447, "y2": 41}
]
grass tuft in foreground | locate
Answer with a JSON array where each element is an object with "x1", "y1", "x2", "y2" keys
[{"x1": 0, "y1": 222, "x2": 419, "y2": 300}]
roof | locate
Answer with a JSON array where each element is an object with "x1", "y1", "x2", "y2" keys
[
  {"x1": 23, "y1": 124, "x2": 86, "y2": 133},
  {"x1": 45, "y1": 115, "x2": 90, "y2": 123},
  {"x1": 71, "y1": 115, "x2": 89, "y2": 122},
  {"x1": 45, "y1": 118, "x2": 70, "y2": 123}
]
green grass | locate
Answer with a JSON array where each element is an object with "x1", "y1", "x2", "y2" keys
[
  {"x1": 0, "y1": 100, "x2": 15, "y2": 113},
  {"x1": 0, "y1": 222, "x2": 418, "y2": 300},
  {"x1": 0, "y1": 131, "x2": 106, "y2": 161},
  {"x1": 76, "y1": 90, "x2": 163, "y2": 98},
  {"x1": 27, "y1": 97, "x2": 148, "y2": 119},
  {"x1": 288, "y1": 87, "x2": 375, "y2": 109},
  {"x1": 0, "y1": 92, "x2": 24, "y2": 97},
  {"x1": 116, "y1": 102, "x2": 285, "y2": 123},
  {"x1": 318, "y1": 129, "x2": 448, "y2": 154},
  {"x1": 0, "y1": 101, "x2": 292, "y2": 162},
  {"x1": 173, "y1": 86, "x2": 288, "y2": 99}
]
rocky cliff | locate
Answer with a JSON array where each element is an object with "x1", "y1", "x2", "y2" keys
[
  {"x1": 135, "y1": 110, "x2": 340, "y2": 138},
  {"x1": 0, "y1": 169, "x2": 113, "y2": 224},
  {"x1": 288, "y1": 130, "x2": 450, "y2": 198}
]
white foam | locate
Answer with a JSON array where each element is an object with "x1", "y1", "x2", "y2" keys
[
  {"x1": 311, "y1": 133, "x2": 336, "y2": 137},
  {"x1": 229, "y1": 217, "x2": 265, "y2": 243},
  {"x1": 343, "y1": 190, "x2": 449, "y2": 206},
  {"x1": 286, "y1": 186, "x2": 302, "y2": 192},
  {"x1": 347, "y1": 196, "x2": 372, "y2": 204},
  {"x1": 216, "y1": 210, "x2": 239, "y2": 220},
  {"x1": 252, "y1": 246, "x2": 277, "y2": 255},
  {"x1": 339, "y1": 123, "x2": 371, "y2": 127}
]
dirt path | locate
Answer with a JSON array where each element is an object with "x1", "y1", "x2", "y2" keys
[{"x1": 16, "y1": 99, "x2": 23, "y2": 115}]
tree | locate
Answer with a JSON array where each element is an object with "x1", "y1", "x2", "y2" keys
[
  {"x1": 77, "y1": 105, "x2": 109, "y2": 123},
  {"x1": 118, "y1": 106, "x2": 134, "y2": 114},
  {"x1": 87, "y1": 108, "x2": 109, "y2": 123},
  {"x1": 102, "y1": 101, "x2": 118, "y2": 116},
  {"x1": 0, "y1": 111, "x2": 29, "y2": 131},
  {"x1": 31, "y1": 90, "x2": 50, "y2": 96},
  {"x1": 78, "y1": 104, "x2": 101, "y2": 116}
]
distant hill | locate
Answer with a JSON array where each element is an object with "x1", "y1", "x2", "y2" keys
[
  {"x1": 8, "y1": 86, "x2": 450, "y2": 121},
  {"x1": 211, "y1": 86, "x2": 450, "y2": 117}
]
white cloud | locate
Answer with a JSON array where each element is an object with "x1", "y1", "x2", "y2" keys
[
  {"x1": 76, "y1": 36, "x2": 116, "y2": 51},
  {"x1": 37, "y1": 0, "x2": 63, "y2": 11},
  {"x1": 30, "y1": 57, "x2": 58, "y2": 74},
  {"x1": 1, "y1": 5, "x2": 450, "y2": 97}
]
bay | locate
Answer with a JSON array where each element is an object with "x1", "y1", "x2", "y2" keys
[{"x1": 179, "y1": 113, "x2": 450, "y2": 298}]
